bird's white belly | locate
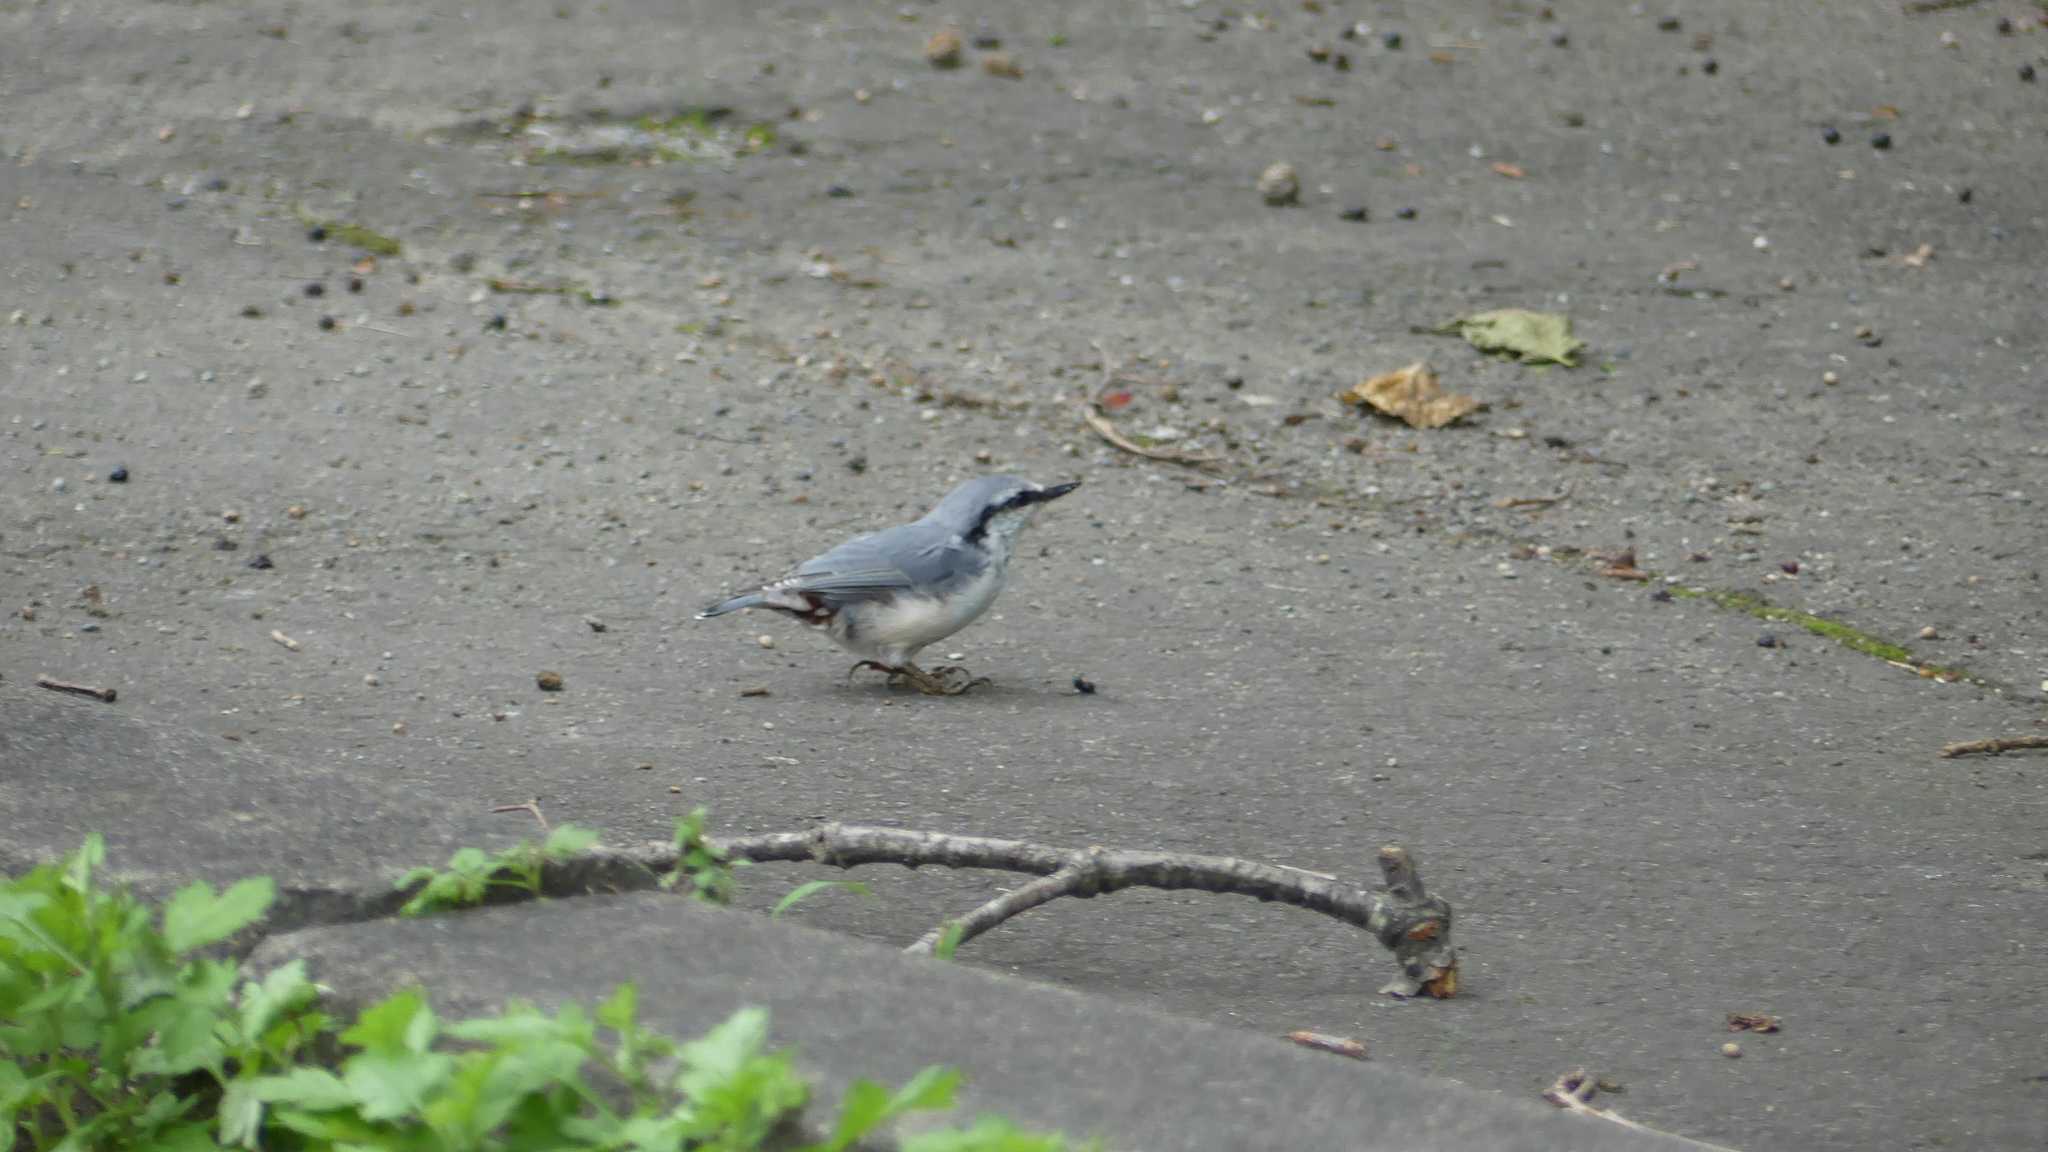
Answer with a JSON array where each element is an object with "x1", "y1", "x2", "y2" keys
[{"x1": 829, "y1": 565, "x2": 1005, "y2": 665}]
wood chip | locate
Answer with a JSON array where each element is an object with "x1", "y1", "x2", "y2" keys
[
  {"x1": 1286, "y1": 1031, "x2": 1369, "y2": 1060},
  {"x1": 269, "y1": 629, "x2": 301, "y2": 651}
]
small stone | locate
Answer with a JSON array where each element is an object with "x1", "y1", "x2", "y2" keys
[
  {"x1": 757, "y1": 634, "x2": 777, "y2": 649},
  {"x1": 739, "y1": 685, "x2": 771, "y2": 697},
  {"x1": 2020, "y1": 64, "x2": 2036, "y2": 83},
  {"x1": 1778, "y1": 277, "x2": 1796, "y2": 291},
  {"x1": 391, "y1": 721, "x2": 407, "y2": 735},
  {"x1": 1702, "y1": 58, "x2": 1718, "y2": 75},
  {"x1": 1919, "y1": 625, "x2": 1939, "y2": 640},
  {"x1": 1721, "y1": 1042, "x2": 1743, "y2": 1058},
  {"x1": 304, "y1": 282, "x2": 325, "y2": 297},
  {"x1": 224, "y1": 509, "x2": 242, "y2": 523},
  {"x1": 1997, "y1": 17, "x2": 2014, "y2": 35},
  {"x1": 925, "y1": 27, "x2": 964, "y2": 68},
  {"x1": 247, "y1": 554, "x2": 274, "y2": 570},
  {"x1": 364, "y1": 673, "x2": 382, "y2": 686},
  {"x1": 1821, "y1": 126, "x2": 1841, "y2": 145},
  {"x1": 1757, "y1": 633, "x2": 1779, "y2": 648},
  {"x1": 1822, "y1": 370, "x2": 1839, "y2": 385},
  {"x1": 669, "y1": 784, "x2": 682, "y2": 794},
  {"x1": 287, "y1": 504, "x2": 307, "y2": 519},
  {"x1": 1340, "y1": 206, "x2": 1369, "y2": 222},
  {"x1": 585, "y1": 617, "x2": 608, "y2": 633},
  {"x1": 486, "y1": 314, "x2": 508, "y2": 331},
  {"x1": 1395, "y1": 206, "x2": 1418, "y2": 220},
  {"x1": 536, "y1": 670, "x2": 564, "y2": 691},
  {"x1": 1657, "y1": 16, "x2": 1682, "y2": 32},
  {"x1": 1781, "y1": 560, "x2": 1801, "y2": 575},
  {"x1": 1381, "y1": 30, "x2": 1402, "y2": 50},
  {"x1": 1257, "y1": 162, "x2": 1300, "y2": 206},
  {"x1": 1870, "y1": 132, "x2": 1891, "y2": 150},
  {"x1": 50, "y1": 478, "x2": 66, "y2": 493},
  {"x1": 317, "y1": 315, "x2": 335, "y2": 331},
  {"x1": 1073, "y1": 675, "x2": 1096, "y2": 695},
  {"x1": 348, "y1": 277, "x2": 365, "y2": 293},
  {"x1": 981, "y1": 53, "x2": 1023, "y2": 79},
  {"x1": 1551, "y1": 30, "x2": 1569, "y2": 47},
  {"x1": 1958, "y1": 187, "x2": 1973, "y2": 204},
  {"x1": 306, "y1": 225, "x2": 327, "y2": 242},
  {"x1": 826, "y1": 184, "x2": 854, "y2": 198}
]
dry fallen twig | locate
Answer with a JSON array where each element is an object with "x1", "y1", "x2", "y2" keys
[
  {"x1": 492, "y1": 798, "x2": 550, "y2": 832},
  {"x1": 1081, "y1": 406, "x2": 1222, "y2": 467},
  {"x1": 644, "y1": 825, "x2": 1457, "y2": 997},
  {"x1": 1543, "y1": 1069, "x2": 1737, "y2": 1148},
  {"x1": 35, "y1": 675, "x2": 117, "y2": 703},
  {"x1": 1493, "y1": 482, "x2": 1575, "y2": 511},
  {"x1": 269, "y1": 629, "x2": 301, "y2": 652},
  {"x1": 1939, "y1": 735, "x2": 2048, "y2": 759},
  {"x1": 1287, "y1": 1031, "x2": 1369, "y2": 1060}
]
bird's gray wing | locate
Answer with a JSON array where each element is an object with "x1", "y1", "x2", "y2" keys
[{"x1": 778, "y1": 522, "x2": 975, "y2": 603}]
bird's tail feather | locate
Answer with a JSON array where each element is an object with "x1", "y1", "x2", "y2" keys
[{"x1": 695, "y1": 592, "x2": 765, "y2": 619}]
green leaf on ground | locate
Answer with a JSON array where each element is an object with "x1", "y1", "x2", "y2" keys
[
  {"x1": 1434, "y1": 308, "x2": 1584, "y2": 366},
  {"x1": 771, "y1": 879, "x2": 873, "y2": 918},
  {"x1": 161, "y1": 877, "x2": 275, "y2": 953}
]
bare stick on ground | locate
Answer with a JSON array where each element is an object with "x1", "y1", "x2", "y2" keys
[
  {"x1": 1286, "y1": 1031, "x2": 1369, "y2": 1060},
  {"x1": 1939, "y1": 735, "x2": 2048, "y2": 759},
  {"x1": 1081, "y1": 405, "x2": 1222, "y2": 468},
  {"x1": 35, "y1": 675, "x2": 117, "y2": 703},
  {"x1": 493, "y1": 798, "x2": 550, "y2": 832},
  {"x1": 1543, "y1": 1070, "x2": 1738, "y2": 1150},
  {"x1": 647, "y1": 824, "x2": 1457, "y2": 997}
]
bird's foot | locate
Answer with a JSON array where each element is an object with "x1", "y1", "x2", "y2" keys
[
  {"x1": 847, "y1": 660, "x2": 898, "y2": 684},
  {"x1": 918, "y1": 664, "x2": 992, "y2": 696}
]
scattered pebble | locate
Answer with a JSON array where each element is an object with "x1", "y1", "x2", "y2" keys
[
  {"x1": 286, "y1": 504, "x2": 307, "y2": 519},
  {"x1": 1073, "y1": 675, "x2": 1097, "y2": 695},
  {"x1": 925, "y1": 27, "x2": 964, "y2": 68},
  {"x1": 270, "y1": 629, "x2": 300, "y2": 652},
  {"x1": 1340, "y1": 206, "x2": 1369, "y2": 222},
  {"x1": 1822, "y1": 371, "x2": 1839, "y2": 385},
  {"x1": 486, "y1": 314, "x2": 508, "y2": 331},
  {"x1": 1658, "y1": 16, "x2": 1682, "y2": 32},
  {"x1": 306, "y1": 225, "x2": 327, "y2": 242},
  {"x1": 585, "y1": 616, "x2": 608, "y2": 633},
  {"x1": 1551, "y1": 30, "x2": 1569, "y2": 47},
  {"x1": 392, "y1": 721, "x2": 407, "y2": 735},
  {"x1": 1919, "y1": 626, "x2": 1939, "y2": 640},
  {"x1": 348, "y1": 277, "x2": 365, "y2": 293},
  {"x1": 50, "y1": 478, "x2": 67, "y2": 493},
  {"x1": 740, "y1": 685, "x2": 772, "y2": 697},
  {"x1": 1701, "y1": 58, "x2": 1718, "y2": 75},
  {"x1": 1721, "y1": 1042, "x2": 1743, "y2": 1059},
  {"x1": 1757, "y1": 633, "x2": 1780, "y2": 648},
  {"x1": 1395, "y1": 206, "x2": 1418, "y2": 220},
  {"x1": 304, "y1": 282, "x2": 325, "y2": 297},
  {"x1": 364, "y1": 673, "x2": 381, "y2": 686},
  {"x1": 982, "y1": 53, "x2": 1023, "y2": 79},
  {"x1": 826, "y1": 184, "x2": 854, "y2": 198},
  {"x1": 1780, "y1": 560, "x2": 1801, "y2": 575},
  {"x1": 536, "y1": 670, "x2": 564, "y2": 691},
  {"x1": 2021, "y1": 64, "x2": 2036, "y2": 83},
  {"x1": 1870, "y1": 132, "x2": 1892, "y2": 150},
  {"x1": 246, "y1": 554, "x2": 274, "y2": 570},
  {"x1": 1381, "y1": 31, "x2": 1403, "y2": 50},
  {"x1": 1821, "y1": 126, "x2": 1841, "y2": 146},
  {"x1": 317, "y1": 315, "x2": 336, "y2": 331},
  {"x1": 756, "y1": 634, "x2": 777, "y2": 649},
  {"x1": 1257, "y1": 162, "x2": 1301, "y2": 206}
]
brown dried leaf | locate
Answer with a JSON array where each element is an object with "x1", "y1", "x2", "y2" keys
[
  {"x1": 1727, "y1": 1012, "x2": 1781, "y2": 1033},
  {"x1": 1337, "y1": 362, "x2": 1481, "y2": 429}
]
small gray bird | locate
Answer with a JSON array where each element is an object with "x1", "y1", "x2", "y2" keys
[{"x1": 697, "y1": 475, "x2": 1080, "y2": 694}]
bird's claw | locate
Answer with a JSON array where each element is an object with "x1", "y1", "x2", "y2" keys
[{"x1": 924, "y1": 665, "x2": 992, "y2": 695}]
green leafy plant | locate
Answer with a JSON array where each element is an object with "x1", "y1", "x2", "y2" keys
[
  {"x1": 0, "y1": 835, "x2": 324, "y2": 1151},
  {"x1": 932, "y1": 921, "x2": 967, "y2": 961},
  {"x1": 394, "y1": 824, "x2": 601, "y2": 916},
  {"x1": 5, "y1": 838, "x2": 1081, "y2": 1151},
  {"x1": 661, "y1": 808, "x2": 746, "y2": 904},
  {"x1": 770, "y1": 881, "x2": 873, "y2": 920}
]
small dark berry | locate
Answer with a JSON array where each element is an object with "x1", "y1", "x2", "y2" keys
[
  {"x1": 1780, "y1": 561, "x2": 1801, "y2": 575},
  {"x1": 1072, "y1": 675, "x2": 1097, "y2": 695},
  {"x1": 108, "y1": 466, "x2": 128, "y2": 483},
  {"x1": 486, "y1": 313, "x2": 508, "y2": 331},
  {"x1": 1381, "y1": 31, "x2": 1402, "y2": 49},
  {"x1": 1958, "y1": 187, "x2": 1973, "y2": 204},
  {"x1": 1871, "y1": 132, "x2": 1891, "y2": 150},
  {"x1": 1395, "y1": 206, "x2": 1417, "y2": 219},
  {"x1": 305, "y1": 282, "x2": 325, "y2": 297},
  {"x1": 307, "y1": 225, "x2": 328, "y2": 242},
  {"x1": 247, "y1": 554, "x2": 274, "y2": 570},
  {"x1": 1997, "y1": 17, "x2": 2014, "y2": 35},
  {"x1": 348, "y1": 276, "x2": 364, "y2": 293},
  {"x1": 1702, "y1": 58, "x2": 1718, "y2": 74},
  {"x1": 2021, "y1": 64, "x2": 2037, "y2": 83},
  {"x1": 317, "y1": 315, "x2": 335, "y2": 330}
]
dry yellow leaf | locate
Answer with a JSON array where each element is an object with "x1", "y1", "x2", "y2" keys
[{"x1": 1338, "y1": 362, "x2": 1481, "y2": 429}]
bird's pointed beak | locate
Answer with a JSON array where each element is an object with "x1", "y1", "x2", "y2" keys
[{"x1": 1036, "y1": 480, "x2": 1082, "y2": 503}]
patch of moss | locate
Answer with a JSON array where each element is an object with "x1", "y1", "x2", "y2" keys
[
  {"x1": 313, "y1": 220, "x2": 402, "y2": 256},
  {"x1": 1668, "y1": 586, "x2": 1972, "y2": 680}
]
